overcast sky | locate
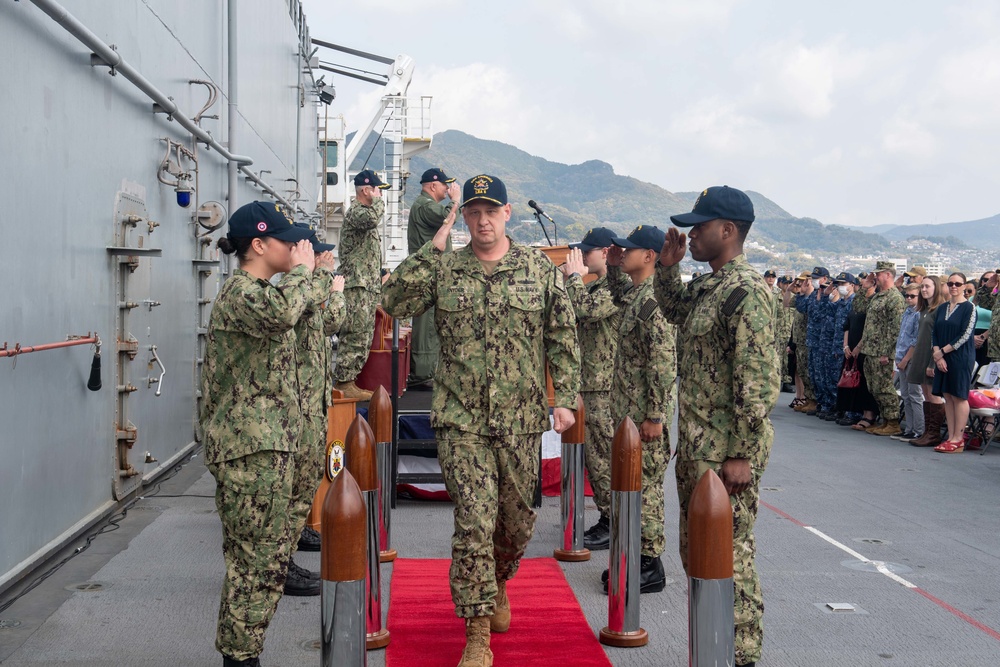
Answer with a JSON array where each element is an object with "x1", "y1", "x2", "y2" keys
[{"x1": 305, "y1": 0, "x2": 1000, "y2": 228}]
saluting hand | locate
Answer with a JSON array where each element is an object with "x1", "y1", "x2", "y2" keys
[
  {"x1": 432, "y1": 205, "x2": 458, "y2": 252},
  {"x1": 447, "y1": 182, "x2": 461, "y2": 201},
  {"x1": 659, "y1": 228, "x2": 686, "y2": 267},
  {"x1": 290, "y1": 239, "x2": 315, "y2": 272},
  {"x1": 315, "y1": 250, "x2": 335, "y2": 272},
  {"x1": 607, "y1": 245, "x2": 624, "y2": 267},
  {"x1": 562, "y1": 248, "x2": 588, "y2": 277}
]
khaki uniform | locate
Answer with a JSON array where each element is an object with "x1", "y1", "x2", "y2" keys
[
  {"x1": 407, "y1": 191, "x2": 455, "y2": 383},
  {"x1": 382, "y1": 239, "x2": 580, "y2": 618},
  {"x1": 290, "y1": 274, "x2": 344, "y2": 540},
  {"x1": 654, "y1": 254, "x2": 778, "y2": 666},
  {"x1": 200, "y1": 265, "x2": 315, "y2": 661},
  {"x1": 608, "y1": 268, "x2": 676, "y2": 557},
  {"x1": 859, "y1": 288, "x2": 906, "y2": 419},
  {"x1": 565, "y1": 272, "x2": 623, "y2": 518},
  {"x1": 336, "y1": 197, "x2": 384, "y2": 383}
]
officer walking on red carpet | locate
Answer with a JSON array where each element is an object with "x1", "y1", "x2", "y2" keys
[
  {"x1": 655, "y1": 186, "x2": 778, "y2": 667},
  {"x1": 382, "y1": 174, "x2": 580, "y2": 667}
]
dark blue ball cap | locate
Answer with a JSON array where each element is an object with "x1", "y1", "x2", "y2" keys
[
  {"x1": 833, "y1": 271, "x2": 859, "y2": 285},
  {"x1": 810, "y1": 266, "x2": 830, "y2": 279},
  {"x1": 611, "y1": 225, "x2": 666, "y2": 251},
  {"x1": 461, "y1": 174, "x2": 507, "y2": 208},
  {"x1": 353, "y1": 169, "x2": 389, "y2": 188},
  {"x1": 569, "y1": 226, "x2": 616, "y2": 251},
  {"x1": 670, "y1": 185, "x2": 755, "y2": 227},
  {"x1": 227, "y1": 201, "x2": 312, "y2": 242},
  {"x1": 420, "y1": 167, "x2": 455, "y2": 184},
  {"x1": 293, "y1": 222, "x2": 335, "y2": 252}
]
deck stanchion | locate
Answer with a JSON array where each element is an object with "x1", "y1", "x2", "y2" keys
[
  {"x1": 688, "y1": 469, "x2": 735, "y2": 666},
  {"x1": 367, "y1": 385, "x2": 397, "y2": 563},
  {"x1": 599, "y1": 417, "x2": 648, "y2": 647},
  {"x1": 320, "y1": 465, "x2": 367, "y2": 667},
  {"x1": 345, "y1": 415, "x2": 391, "y2": 650},
  {"x1": 554, "y1": 395, "x2": 589, "y2": 562}
]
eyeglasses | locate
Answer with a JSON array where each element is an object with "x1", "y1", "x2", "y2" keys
[
  {"x1": 946, "y1": 282, "x2": 964, "y2": 288},
  {"x1": 904, "y1": 294, "x2": 918, "y2": 299}
]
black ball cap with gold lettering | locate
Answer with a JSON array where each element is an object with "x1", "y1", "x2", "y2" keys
[
  {"x1": 353, "y1": 169, "x2": 390, "y2": 188},
  {"x1": 671, "y1": 185, "x2": 755, "y2": 227},
  {"x1": 461, "y1": 174, "x2": 507, "y2": 208},
  {"x1": 227, "y1": 201, "x2": 312, "y2": 242}
]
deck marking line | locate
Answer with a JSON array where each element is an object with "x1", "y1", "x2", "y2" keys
[{"x1": 762, "y1": 500, "x2": 1000, "y2": 643}]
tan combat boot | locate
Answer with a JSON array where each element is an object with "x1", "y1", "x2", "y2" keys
[
  {"x1": 795, "y1": 399, "x2": 817, "y2": 413},
  {"x1": 873, "y1": 419, "x2": 901, "y2": 436},
  {"x1": 489, "y1": 581, "x2": 510, "y2": 633},
  {"x1": 457, "y1": 617, "x2": 492, "y2": 667},
  {"x1": 335, "y1": 380, "x2": 373, "y2": 401}
]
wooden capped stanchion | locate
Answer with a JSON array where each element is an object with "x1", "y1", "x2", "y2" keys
[
  {"x1": 308, "y1": 390, "x2": 361, "y2": 534},
  {"x1": 554, "y1": 395, "x2": 589, "y2": 562},
  {"x1": 366, "y1": 386, "x2": 397, "y2": 563},
  {"x1": 688, "y1": 469, "x2": 735, "y2": 666},
  {"x1": 345, "y1": 415, "x2": 390, "y2": 650},
  {"x1": 599, "y1": 417, "x2": 648, "y2": 648},
  {"x1": 320, "y1": 467, "x2": 366, "y2": 667}
]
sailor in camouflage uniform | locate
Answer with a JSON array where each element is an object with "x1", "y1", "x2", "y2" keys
[
  {"x1": 382, "y1": 175, "x2": 580, "y2": 667},
  {"x1": 859, "y1": 260, "x2": 907, "y2": 435},
  {"x1": 787, "y1": 274, "x2": 815, "y2": 411},
  {"x1": 603, "y1": 225, "x2": 677, "y2": 593},
  {"x1": 655, "y1": 186, "x2": 778, "y2": 667},
  {"x1": 560, "y1": 228, "x2": 625, "y2": 550},
  {"x1": 795, "y1": 267, "x2": 834, "y2": 416},
  {"x1": 200, "y1": 202, "x2": 318, "y2": 667},
  {"x1": 287, "y1": 224, "x2": 345, "y2": 558},
  {"x1": 776, "y1": 276, "x2": 795, "y2": 388},
  {"x1": 335, "y1": 169, "x2": 390, "y2": 400}
]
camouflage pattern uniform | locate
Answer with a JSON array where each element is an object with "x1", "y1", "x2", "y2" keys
[
  {"x1": 336, "y1": 197, "x2": 384, "y2": 383},
  {"x1": 655, "y1": 254, "x2": 778, "y2": 666},
  {"x1": 564, "y1": 272, "x2": 624, "y2": 519},
  {"x1": 608, "y1": 266, "x2": 676, "y2": 557},
  {"x1": 989, "y1": 294, "x2": 1000, "y2": 362},
  {"x1": 977, "y1": 290, "x2": 995, "y2": 313},
  {"x1": 289, "y1": 272, "x2": 344, "y2": 540},
  {"x1": 829, "y1": 293, "x2": 854, "y2": 398},
  {"x1": 200, "y1": 265, "x2": 315, "y2": 662},
  {"x1": 791, "y1": 307, "x2": 814, "y2": 400},
  {"x1": 773, "y1": 288, "x2": 793, "y2": 384},
  {"x1": 382, "y1": 239, "x2": 580, "y2": 619},
  {"x1": 407, "y1": 191, "x2": 455, "y2": 383},
  {"x1": 859, "y1": 287, "x2": 906, "y2": 419}
]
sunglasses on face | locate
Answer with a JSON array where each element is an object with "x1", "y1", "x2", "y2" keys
[
  {"x1": 946, "y1": 282, "x2": 964, "y2": 288},
  {"x1": 905, "y1": 294, "x2": 918, "y2": 299}
]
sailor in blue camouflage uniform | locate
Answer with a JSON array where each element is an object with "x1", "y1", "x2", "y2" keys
[
  {"x1": 382, "y1": 174, "x2": 580, "y2": 667},
  {"x1": 827, "y1": 272, "x2": 857, "y2": 420},
  {"x1": 795, "y1": 267, "x2": 835, "y2": 416},
  {"x1": 201, "y1": 202, "x2": 319, "y2": 667},
  {"x1": 655, "y1": 186, "x2": 778, "y2": 667}
]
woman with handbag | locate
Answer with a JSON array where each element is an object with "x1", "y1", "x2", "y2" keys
[
  {"x1": 909, "y1": 276, "x2": 948, "y2": 446},
  {"x1": 929, "y1": 272, "x2": 978, "y2": 453}
]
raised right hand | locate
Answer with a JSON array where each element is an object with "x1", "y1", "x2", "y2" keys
[
  {"x1": 607, "y1": 245, "x2": 624, "y2": 267},
  {"x1": 290, "y1": 239, "x2": 315, "y2": 271},
  {"x1": 659, "y1": 227, "x2": 686, "y2": 267}
]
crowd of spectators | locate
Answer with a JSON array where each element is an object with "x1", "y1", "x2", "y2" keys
[{"x1": 768, "y1": 264, "x2": 999, "y2": 453}]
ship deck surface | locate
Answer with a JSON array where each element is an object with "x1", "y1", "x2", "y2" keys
[{"x1": 2, "y1": 393, "x2": 999, "y2": 666}]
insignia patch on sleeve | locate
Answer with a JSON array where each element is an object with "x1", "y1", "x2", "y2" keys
[
  {"x1": 721, "y1": 287, "x2": 748, "y2": 317},
  {"x1": 638, "y1": 298, "x2": 658, "y2": 321}
]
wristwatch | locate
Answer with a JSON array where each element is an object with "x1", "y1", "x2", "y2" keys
[{"x1": 648, "y1": 417, "x2": 662, "y2": 424}]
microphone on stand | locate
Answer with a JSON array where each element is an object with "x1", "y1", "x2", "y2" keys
[{"x1": 528, "y1": 200, "x2": 556, "y2": 245}]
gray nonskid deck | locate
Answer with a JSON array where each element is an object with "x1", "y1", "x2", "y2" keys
[{"x1": 2, "y1": 397, "x2": 1000, "y2": 666}]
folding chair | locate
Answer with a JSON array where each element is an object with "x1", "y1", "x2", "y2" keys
[{"x1": 967, "y1": 363, "x2": 1000, "y2": 455}]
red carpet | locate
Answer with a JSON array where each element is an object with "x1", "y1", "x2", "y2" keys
[{"x1": 386, "y1": 558, "x2": 612, "y2": 667}]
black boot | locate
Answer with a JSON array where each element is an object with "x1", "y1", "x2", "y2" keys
[
  {"x1": 288, "y1": 560, "x2": 320, "y2": 581},
  {"x1": 297, "y1": 526, "x2": 321, "y2": 552},
  {"x1": 583, "y1": 515, "x2": 610, "y2": 550},
  {"x1": 601, "y1": 555, "x2": 667, "y2": 593},
  {"x1": 223, "y1": 656, "x2": 260, "y2": 667},
  {"x1": 283, "y1": 561, "x2": 321, "y2": 596}
]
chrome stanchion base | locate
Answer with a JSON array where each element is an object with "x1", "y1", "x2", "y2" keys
[{"x1": 553, "y1": 546, "x2": 591, "y2": 562}]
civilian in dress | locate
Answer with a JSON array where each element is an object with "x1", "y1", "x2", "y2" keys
[{"x1": 930, "y1": 273, "x2": 977, "y2": 453}]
